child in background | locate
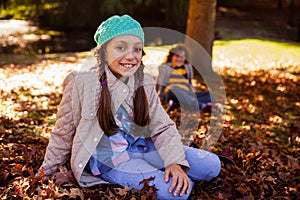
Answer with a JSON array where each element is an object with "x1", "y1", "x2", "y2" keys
[{"x1": 156, "y1": 44, "x2": 215, "y2": 113}]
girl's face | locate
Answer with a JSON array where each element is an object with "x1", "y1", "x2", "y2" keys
[
  {"x1": 105, "y1": 35, "x2": 143, "y2": 78},
  {"x1": 171, "y1": 50, "x2": 186, "y2": 67}
]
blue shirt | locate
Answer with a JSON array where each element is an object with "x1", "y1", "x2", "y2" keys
[{"x1": 87, "y1": 106, "x2": 147, "y2": 175}]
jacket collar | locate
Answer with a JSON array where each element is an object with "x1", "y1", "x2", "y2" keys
[
  {"x1": 106, "y1": 67, "x2": 134, "y2": 91},
  {"x1": 105, "y1": 67, "x2": 135, "y2": 114}
]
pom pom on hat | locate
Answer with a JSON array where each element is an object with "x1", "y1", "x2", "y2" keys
[{"x1": 94, "y1": 15, "x2": 144, "y2": 46}]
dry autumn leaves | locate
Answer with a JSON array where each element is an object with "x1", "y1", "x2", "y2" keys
[{"x1": 0, "y1": 51, "x2": 299, "y2": 199}]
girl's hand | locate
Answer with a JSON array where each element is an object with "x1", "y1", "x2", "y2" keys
[{"x1": 164, "y1": 164, "x2": 191, "y2": 197}]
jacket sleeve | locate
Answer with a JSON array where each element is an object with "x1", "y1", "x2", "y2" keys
[
  {"x1": 156, "y1": 63, "x2": 169, "y2": 102},
  {"x1": 145, "y1": 75, "x2": 190, "y2": 170},
  {"x1": 187, "y1": 64, "x2": 194, "y2": 85},
  {"x1": 40, "y1": 72, "x2": 78, "y2": 176}
]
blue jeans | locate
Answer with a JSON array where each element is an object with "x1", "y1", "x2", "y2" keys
[
  {"x1": 166, "y1": 86, "x2": 213, "y2": 111},
  {"x1": 100, "y1": 146, "x2": 221, "y2": 200}
]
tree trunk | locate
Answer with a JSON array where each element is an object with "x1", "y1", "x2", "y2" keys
[
  {"x1": 277, "y1": 0, "x2": 283, "y2": 9},
  {"x1": 297, "y1": 16, "x2": 300, "y2": 41},
  {"x1": 185, "y1": 0, "x2": 217, "y2": 77},
  {"x1": 184, "y1": 0, "x2": 223, "y2": 106},
  {"x1": 0, "y1": 0, "x2": 8, "y2": 10},
  {"x1": 288, "y1": 0, "x2": 295, "y2": 26},
  {"x1": 185, "y1": 0, "x2": 216, "y2": 56}
]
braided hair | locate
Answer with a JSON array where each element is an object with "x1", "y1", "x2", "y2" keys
[
  {"x1": 133, "y1": 61, "x2": 150, "y2": 127},
  {"x1": 96, "y1": 45, "x2": 150, "y2": 136}
]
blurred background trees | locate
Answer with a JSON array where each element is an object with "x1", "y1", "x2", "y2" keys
[
  {"x1": 0, "y1": 0, "x2": 299, "y2": 54},
  {"x1": 1, "y1": 0, "x2": 298, "y2": 33},
  {"x1": 0, "y1": 0, "x2": 189, "y2": 30}
]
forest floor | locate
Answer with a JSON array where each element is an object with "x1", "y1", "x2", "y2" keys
[{"x1": 0, "y1": 2, "x2": 300, "y2": 200}]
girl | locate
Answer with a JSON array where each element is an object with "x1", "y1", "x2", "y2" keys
[{"x1": 40, "y1": 14, "x2": 220, "y2": 199}]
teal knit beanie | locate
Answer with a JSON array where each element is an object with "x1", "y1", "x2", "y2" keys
[{"x1": 94, "y1": 15, "x2": 144, "y2": 46}]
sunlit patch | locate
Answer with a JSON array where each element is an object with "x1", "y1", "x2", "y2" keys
[
  {"x1": 230, "y1": 98, "x2": 239, "y2": 104},
  {"x1": 223, "y1": 114, "x2": 235, "y2": 122},
  {"x1": 213, "y1": 39, "x2": 300, "y2": 74},
  {"x1": 268, "y1": 115, "x2": 283, "y2": 124},
  {"x1": 246, "y1": 104, "x2": 256, "y2": 114},
  {"x1": 255, "y1": 95, "x2": 264, "y2": 101},
  {"x1": 250, "y1": 80, "x2": 256, "y2": 86},
  {"x1": 276, "y1": 85, "x2": 286, "y2": 92},
  {"x1": 0, "y1": 60, "x2": 82, "y2": 122},
  {"x1": 296, "y1": 136, "x2": 300, "y2": 144},
  {"x1": 0, "y1": 99, "x2": 24, "y2": 120},
  {"x1": 143, "y1": 47, "x2": 168, "y2": 78},
  {"x1": 0, "y1": 20, "x2": 38, "y2": 36}
]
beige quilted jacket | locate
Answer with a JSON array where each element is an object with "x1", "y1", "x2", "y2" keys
[{"x1": 40, "y1": 66, "x2": 189, "y2": 187}]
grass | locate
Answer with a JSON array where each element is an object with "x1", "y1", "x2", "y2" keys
[
  {"x1": 214, "y1": 38, "x2": 300, "y2": 52},
  {"x1": 212, "y1": 38, "x2": 300, "y2": 72}
]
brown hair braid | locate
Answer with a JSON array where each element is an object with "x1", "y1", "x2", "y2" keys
[
  {"x1": 97, "y1": 45, "x2": 119, "y2": 136},
  {"x1": 133, "y1": 62, "x2": 150, "y2": 127}
]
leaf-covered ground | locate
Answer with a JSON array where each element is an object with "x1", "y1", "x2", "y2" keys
[{"x1": 0, "y1": 50, "x2": 299, "y2": 199}]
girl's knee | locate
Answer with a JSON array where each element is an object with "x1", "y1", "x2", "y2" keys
[
  {"x1": 206, "y1": 153, "x2": 221, "y2": 180},
  {"x1": 185, "y1": 147, "x2": 221, "y2": 181}
]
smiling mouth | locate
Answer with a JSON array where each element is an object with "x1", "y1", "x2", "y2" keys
[{"x1": 121, "y1": 63, "x2": 136, "y2": 69}]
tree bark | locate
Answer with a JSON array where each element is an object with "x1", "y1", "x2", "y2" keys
[
  {"x1": 277, "y1": 0, "x2": 283, "y2": 9},
  {"x1": 185, "y1": 0, "x2": 217, "y2": 77},
  {"x1": 297, "y1": 16, "x2": 300, "y2": 41},
  {"x1": 185, "y1": 0, "x2": 217, "y2": 56},
  {"x1": 184, "y1": 0, "x2": 223, "y2": 106},
  {"x1": 288, "y1": 0, "x2": 295, "y2": 26}
]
